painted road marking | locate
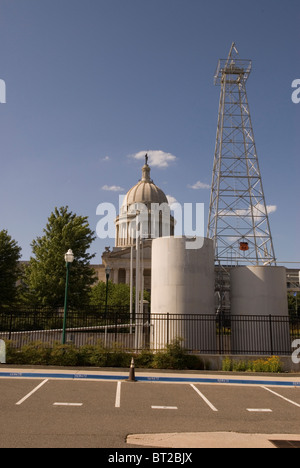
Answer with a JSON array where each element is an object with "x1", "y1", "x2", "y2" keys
[
  {"x1": 190, "y1": 384, "x2": 218, "y2": 412},
  {"x1": 151, "y1": 406, "x2": 178, "y2": 410},
  {"x1": 115, "y1": 381, "x2": 121, "y2": 408},
  {"x1": 1, "y1": 370, "x2": 299, "y2": 387},
  {"x1": 16, "y1": 379, "x2": 48, "y2": 406},
  {"x1": 262, "y1": 386, "x2": 300, "y2": 408},
  {"x1": 247, "y1": 408, "x2": 272, "y2": 412},
  {"x1": 53, "y1": 402, "x2": 83, "y2": 406}
]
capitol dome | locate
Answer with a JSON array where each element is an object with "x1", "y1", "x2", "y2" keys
[
  {"x1": 121, "y1": 160, "x2": 168, "y2": 212},
  {"x1": 115, "y1": 156, "x2": 174, "y2": 247}
]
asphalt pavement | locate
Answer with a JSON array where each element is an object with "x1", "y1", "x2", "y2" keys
[{"x1": 0, "y1": 365, "x2": 299, "y2": 448}]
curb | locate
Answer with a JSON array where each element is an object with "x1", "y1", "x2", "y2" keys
[{"x1": 0, "y1": 369, "x2": 300, "y2": 387}]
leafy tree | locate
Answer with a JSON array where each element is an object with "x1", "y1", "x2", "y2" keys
[
  {"x1": 89, "y1": 281, "x2": 130, "y2": 307},
  {"x1": 89, "y1": 281, "x2": 150, "y2": 308},
  {"x1": 0, "y1": 230, "x2": 22, "y2": 307},
  {"x1": 24, "y1": 206, "x2": 96, "y2": 308},
  {"x1": 111, "y1": 282, "x2": 135, "y2": 307},
  {"x1": 288, "y1": 292, "x2": 300, "y2": 317},
  {"x1": 89, "y1": 280, "x2": 109, "y2": 307}
]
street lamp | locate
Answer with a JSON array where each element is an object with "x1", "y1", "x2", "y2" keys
[
  {"x1": 105, "y1": 265, "x2": 111, "y2": 317},
  {"x1": 62, "y1": 249, "x2": 74, "y2": 344}
]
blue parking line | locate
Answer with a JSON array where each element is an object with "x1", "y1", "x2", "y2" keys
[
  {"x1": 137, "y1": 376, "x2": 300, "y2": 387},
  {"x1": 0, "y1": 372, "x2": 74, "y2": 380},
  {"x1": 0, "y1": 370, "x2": 299, "y2": 387}
]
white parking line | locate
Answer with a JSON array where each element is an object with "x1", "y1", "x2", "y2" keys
[
  {"x1": 115, "y1": 381, "x2": 121, "y2": 408},
  {"x1": 53, "y1": 402, "x2": 83, "y2": 406},
  {"x1": 16, "y1": 379, "x2": 48, "y2": 406},
  {"x1": 247, "y1": 408, "x2": 272, "y2": 412},
  {"x1": 262, "y1": 386, "x2": 300, "y2": 408},
  {"x1": 151, "y1": 406, "x2": 178, "y2": 410},
  {"x1": 190, "y1": 384, "x2": 218, "y2": 412}
]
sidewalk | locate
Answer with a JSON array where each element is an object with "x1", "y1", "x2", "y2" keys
[
  {"x1": 0, "y1": 365, "x2": 299, "y2": 386},
  {"x1": 127, "y1": 432, "x2": 300, "y2": 449}
]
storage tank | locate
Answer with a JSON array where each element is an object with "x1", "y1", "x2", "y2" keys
[
  {"x1": 230, "y1": 266, "x2": 290, "y2": 354},
  {"x1": 151, "y1": 236, "x2": 216, "y2": 352}
]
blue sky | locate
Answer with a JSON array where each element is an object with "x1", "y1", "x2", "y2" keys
[{"x1": 0, "y1": 0, "x2": 299, "y2": 266}]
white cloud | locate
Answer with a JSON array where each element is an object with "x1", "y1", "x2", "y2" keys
[
  {"x1": 188, "y1": 180, "x2": 211, "y2": 190},
  {"x1": 229, "y1": 203, "x2": 277, "y2": 217},
  {"x1": 266, "y1": 204, "x2": 277, "y2": 214},
  {"x1": 130, "y1": 150, "x2": 177, "y2": 168},
  {"x1": 252, "y1": 203, "x2": 277, "y2": 217},
  {"x1": 101, "y1": 156, "x2": 110, "y2": 162},
  {"x1": 166, "y1": 194, "x2": 178, "y2": 205},
  {"x1": 102, "y1": 184, "x2": 124, "y2": 192}
]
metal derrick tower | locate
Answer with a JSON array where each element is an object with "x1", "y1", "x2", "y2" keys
[{"x1": 207, "y1": 43, "x2": 276, "y2": 266}]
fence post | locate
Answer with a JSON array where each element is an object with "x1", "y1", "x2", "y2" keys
[
  {"x1": 218, "y1": 314, "x2": 223, "y2": 355},
  {"x1": 167, "y1": 313, "x2": 170, "y2": 346},
  {"x1": 269, "y1": 315, "x2": 274, "y2": 355}
]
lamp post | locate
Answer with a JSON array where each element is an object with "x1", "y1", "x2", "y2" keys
[
  {"x1": 62, "y1": 249, "x2": 74, "y2": 345},
  {"x1": 105, "y1": 265, "x2": 111, "y2": 317}
]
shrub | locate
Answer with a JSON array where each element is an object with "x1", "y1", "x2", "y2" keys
[
  {"x1": 222, "y1": 355, "x2": 283, "y2": 373},
  {"x1": 152, "y1": 338, "x2": 205, "y2": 370},
  {"x1": 6, "y1": 341, "x2": 22, "y2": 364},
  {"x1": 152, "y1": 339, "x2": 185, "y2": 369},
  {"x1": 266, "y1": 356, "x2": 283, "y2": 373},
  {"x1": 17, "y1": 341, "x2": 51, "y2": 365},
  {"x1": 249, "y1": 356, "x2": 282, "y2": 373},
  {"x1": 77, "y1": 343, "x2": 99, "y2": 366},
  {"x1": 222, "y1": 356, "x2": 233, "y2": 372},
  {"x1": 49, "y1": 343, "x2": 79, "y2": 366},
  {"x1": 134, "y1": 349, "x2": 154, "y2": 368},
  {"x1": 106, "y1": 344, "x2": 131, "y2": 368},
  {"x1": 77, "y1": 341, "x2": 131, "y2": 368},
  {"x1": 85, "y1": 342, "x2": 110, "y2": 367},
  {"x1": 232, "y1": 360, "x2": 248, "y2": 372}
]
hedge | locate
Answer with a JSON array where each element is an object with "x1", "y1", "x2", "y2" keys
[
  {"x1": 4, "y1": 339, "x2": 209, "y2": 370},
  {"x1": 4, "y1": 340, "x2": 284, "y2": 372}
]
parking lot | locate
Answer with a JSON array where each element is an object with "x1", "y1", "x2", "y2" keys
[{"x1": 0, "y1": 368, "x2": 300, "y2": 448}]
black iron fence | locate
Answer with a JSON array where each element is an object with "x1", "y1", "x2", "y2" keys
[{"x1": 0, "y1": 307, "x2": 299, "y2": 355}]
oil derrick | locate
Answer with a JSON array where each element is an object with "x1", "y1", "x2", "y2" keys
[{"x1": 207, "y1": 43, "x2": 276, "y2": 268}]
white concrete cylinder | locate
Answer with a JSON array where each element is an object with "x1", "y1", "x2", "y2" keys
[
  {"x1": 151, "y1": 236, "x2": 216, "y2": 351},
  {"x1": 230, "y1": 266, "x2": 290, "y2": 354}
]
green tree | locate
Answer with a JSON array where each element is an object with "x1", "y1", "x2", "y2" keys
[
  {"x1": 0, "y1": 230, "x2": 22, "y2": 307},
  {"x1": 89, "y1": 280, "x2": 108, "y2": 307},
  {"x1": 89, "y1": 281, "x2": 150, "y2": 308},
  {"x1": 288, "y1": 292, "x2": 300, "y2": 317},
  {"x1": 24, "y1": 206, "x2": 96, "y2": 308},
  {"x1": 89, "y1": 281, "x2": 131, "y2": 307}
]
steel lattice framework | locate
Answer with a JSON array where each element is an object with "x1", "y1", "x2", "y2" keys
[{"x1": 207, "y1": 43, "x2": 276, "y2": 266}]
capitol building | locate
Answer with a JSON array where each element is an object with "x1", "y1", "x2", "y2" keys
[{"x1": 95, "y1": 156, "x2": 174, "y2": 291}]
